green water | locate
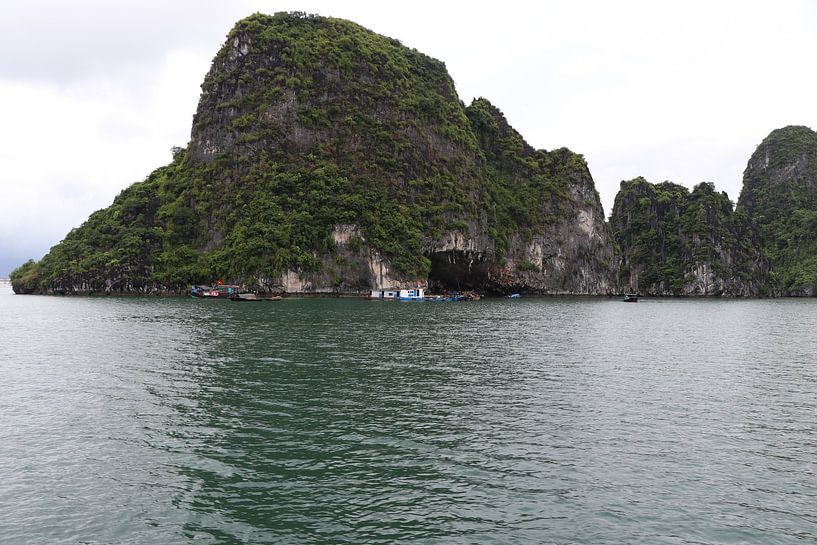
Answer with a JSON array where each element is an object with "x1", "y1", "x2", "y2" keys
[{"x1": 2, "y1": 286, "x2": 817, "y2": 544}]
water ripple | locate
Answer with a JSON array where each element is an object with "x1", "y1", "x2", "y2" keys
[{"x1": 2, "y1": 290, "x2": 817, "y2": 543}]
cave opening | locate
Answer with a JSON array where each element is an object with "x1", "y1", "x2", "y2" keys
[{"x1": 426, "y1": 251, "x2": 496, "y2": 293}]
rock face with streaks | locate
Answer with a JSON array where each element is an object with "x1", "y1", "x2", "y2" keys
[
  {"x1": 737, "y1": 126, "x2": 817, "y2": 296},
  {"x1": 610, "y1": 178, "x2": 767, "y2": 296},
  {"x1": 607, "y1": 125, "x2": 817, "y2": 298}
]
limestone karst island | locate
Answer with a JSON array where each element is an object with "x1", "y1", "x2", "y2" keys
[{"x1": 10, "y1": 12, "x2": 817, "y2": 297}]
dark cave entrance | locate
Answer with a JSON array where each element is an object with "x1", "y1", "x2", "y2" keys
[{"x1": 426, "y1": 251, "x2": 495, "y2": 293}]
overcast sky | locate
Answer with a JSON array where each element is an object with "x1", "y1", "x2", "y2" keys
[{"x1": 2, "y1": 1, "x2": 816, "y2": 276}]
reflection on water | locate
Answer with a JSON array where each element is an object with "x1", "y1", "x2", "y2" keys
[{"x1": 2, "y1": 287, "x2": 817, "y2": 544}]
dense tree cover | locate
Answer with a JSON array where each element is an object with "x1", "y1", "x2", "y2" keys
[
  {"x1": 611, "y1": 177, "x2": 766, "y2": 295},
  {"x1": 610, "y1": 126, "x2": 817, "y2": 297},
  {"x1": 11, "y1": 12, "x2": 593, "y2": 294},
  {"x1": 738, "y1": 126, "x2": 817, "y2": 295},
  {"x1": 466, "y1": 98, "x2": 593, "y2": 255}
]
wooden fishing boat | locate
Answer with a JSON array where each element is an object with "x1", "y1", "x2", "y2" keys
[
  {"x1": 191, "y1": 283, "x2": 241, "y2": 298},
  {"x1": 229, "y1": 293, "x2": 282, "y2": 302}
]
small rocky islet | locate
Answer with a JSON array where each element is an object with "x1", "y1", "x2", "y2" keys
[{"x1": 10, "y1": 12, "x2": 817, "y2": 297}]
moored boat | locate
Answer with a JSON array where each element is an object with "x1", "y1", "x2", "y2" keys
[
  {"x1": 229, "y1": 293, "x2": 282, "y2": 302},
  {"x1": 624, "y1": 274, "x2": 640, "y2": 302},
  {"x1": 191, "y1": 283, "x2": 241, "y2": 298},
  {"x1": 370, "y1": 288, "x2": 425, "y2": 301},
  {"x1": 371, "y1": 287, "x2": 480, "y2": 302}
]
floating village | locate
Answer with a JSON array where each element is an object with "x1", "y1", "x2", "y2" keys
[{"x1": 189, "y1": 283, "x2": 484, "y2": 302}]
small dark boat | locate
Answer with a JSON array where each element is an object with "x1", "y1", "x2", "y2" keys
[
  {"x1": 623, "y1": 293, "x2": 638, "y2": 302},
  {"x1": 230, "y1": 293, "x2": 282, "y2": 302}
]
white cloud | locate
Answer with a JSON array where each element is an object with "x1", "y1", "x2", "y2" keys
[{"x1": 1, "y1": 0, "x2": 817, "y2": 275}]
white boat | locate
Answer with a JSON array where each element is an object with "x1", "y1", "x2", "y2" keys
[{"x1": 370, "y1": 288, "x2": 425, "y2": 301}]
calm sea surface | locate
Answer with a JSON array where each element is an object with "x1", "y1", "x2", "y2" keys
[{"x1": 2, "y1": 284, "x2": 817, "y2": 544}]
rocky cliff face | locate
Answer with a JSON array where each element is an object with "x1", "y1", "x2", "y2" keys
[
  {"x1": 737, "y1": 126, "x2": 817, "y2": 295},
  {"x1": 607, "y1": 126, "x2": 817, "y2": 298},
  {"x1": 11, "y1": 12, "x2": 616, "y2": 296},
  {"x1": 610, "y1": 178, "x2": 767, "y2": 296},
  {"x1": 427, "y1": 99, "x2": 615, "y2": 294}
]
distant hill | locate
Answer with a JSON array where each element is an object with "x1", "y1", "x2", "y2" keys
[
  {"x1": 610, "y1": 177, "x2": 767, "y2": 296},
  {"x1": 607, "y1": 125, "x2": 817, "y2": 297},
  {"x1": 738, "y1": 125, "x2": 817, "y2": 295}
]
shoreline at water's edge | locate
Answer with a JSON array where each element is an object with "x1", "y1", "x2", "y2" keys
[{"x1": 8, "y1": 289, "x2": 813, "y2": 299}]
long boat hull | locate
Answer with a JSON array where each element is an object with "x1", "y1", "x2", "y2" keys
[
  {"x1": 230, "y1": 294, "x2": 282, "y2": 302},
  {"x1": 191, "y1": 291, "x2": 231, "y2": 298}
]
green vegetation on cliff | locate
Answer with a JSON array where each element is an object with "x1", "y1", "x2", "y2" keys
[
  {"x1": 609, "y1": 126, "x2": 817, "y2": 297},
  {"x1": 465, "y1": 98, "x2": 598, "y2": 256},
  {"x1": 738, "y1": 126, "x2": 817, "y2": 295},
  {"x1": 12, "y1": 12, "x2": 604, "y2": 295},
  {"x1": 611, "y1": 178, "x2": 765, "y2": 295}
]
